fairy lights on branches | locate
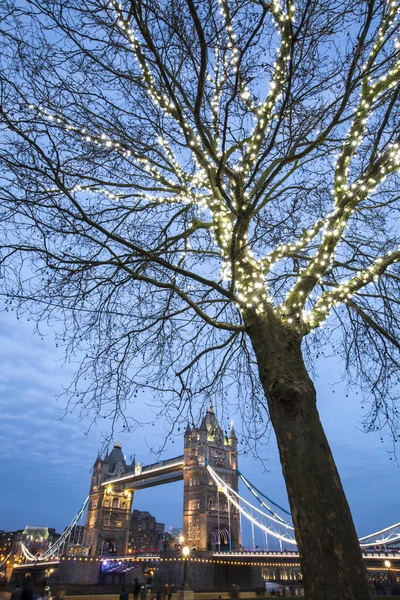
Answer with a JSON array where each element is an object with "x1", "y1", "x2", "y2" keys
[
  {"x1": 9, "y1": 0, "x2": 400, "y2": 334},
  {"x1": 1, "y1": 0, "x2": 400, "y2": 409},
  {"x1": 2, "y1": 4, "x2": 400, "y2": 595}
]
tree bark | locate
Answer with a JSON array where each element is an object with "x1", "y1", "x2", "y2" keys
[{"x1": 245, "y1": 311, "x2": 373, "y2": 600}]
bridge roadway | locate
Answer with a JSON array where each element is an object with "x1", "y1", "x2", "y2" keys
[
  {"x1": 211, "y1": 550, "x2": 400, "y2": 570},
  {"x1": 14, "y1": 550, "x2": 400, "y2": 571},
  {"x1": 101, "y1": 455, "x2": 184, "y2": 490}
]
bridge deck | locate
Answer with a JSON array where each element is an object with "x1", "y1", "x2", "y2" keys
[
  {"x1": 14, "y1": 550, "x2": 400, "y2": 571},
  {"x1": 102, "y1": 455, "x2": 184, "y2": 490}
]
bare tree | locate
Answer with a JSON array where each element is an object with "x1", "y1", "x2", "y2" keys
[{"x1": 1, "y1": 0, "x2": 400, "y2": 596}]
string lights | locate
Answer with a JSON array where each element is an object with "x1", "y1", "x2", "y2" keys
[{"x1": 19, "y1": 0, "x2": 400, "y2": 334}]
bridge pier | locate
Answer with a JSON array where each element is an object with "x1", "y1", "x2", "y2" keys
[
  {"x1": 151, "y1": 551, "x2": 264, "y2": 591},
  {"x1": 9, "y1": 554, "x2": 264, "y2": 593}
]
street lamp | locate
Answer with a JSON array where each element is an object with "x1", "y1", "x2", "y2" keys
[
  {"x1": 182, "y1": 546, "x2": 190, "y2": 589},
  {"x1": 384, "y1": 560, "x2": 395, "y2": 590}
]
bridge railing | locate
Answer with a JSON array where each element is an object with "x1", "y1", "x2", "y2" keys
[
  {"x1": 103, "y1": 456, "x2": 184, "y2": 485},
  {"x1": 142, "y1": 455, "x2": 184, "y2": 473}
]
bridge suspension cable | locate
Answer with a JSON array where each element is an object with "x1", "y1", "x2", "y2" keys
[
  {"x1": 0, "y1": 552, "x2": 11, "y2": 567},
  {"x1": 235, "y1": 469, "x2": 400, "y2": 550},
  {"x1": 237, "y1": 470, "x2": 291, "y2": 524},
  {"x1": 206, "y1": 465, "x2": 297, "y2": 546},
  {"x1": 358, "y1": 521, "x2": 400, "y2": 548},
  {"x1": 20, "y1": 544, "x2": 38, "y2": 562},
  {"x1": 21, "y1": 497, "x2": 89, "y2": 562}
]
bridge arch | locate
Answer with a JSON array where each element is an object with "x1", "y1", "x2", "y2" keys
[
  {"x1": 99, "y1": 539, "x2": 118, "y2": 556},
  {"x1": 210, "y1": 527, "x2": 230, "y2": 550}
]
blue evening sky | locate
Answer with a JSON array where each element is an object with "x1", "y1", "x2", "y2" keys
[{"x1": 0, "y1": 308, "x2": 398, "y2": 547}]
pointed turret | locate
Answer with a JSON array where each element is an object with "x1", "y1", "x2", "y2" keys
[
  {"x1": 93, "y1": 452, "x2": 103, "y2": 468},
  {"x1": 201, "y1": 402, "x2": 220, "y2": 435},
  {"x1": 107, "y1": 441, "x2": 127, "y2": 473},
  {"x1": 229, "y1": 421, "x2": 237, "y2": 440},
  {"x1": 199, "y1": 415, "x2": 207, "y2": 431}
]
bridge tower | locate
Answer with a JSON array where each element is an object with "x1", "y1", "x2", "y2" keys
[
  {"x1": 82, "y1": 442, "x2": 134, "y2": 556},
  {"x1": 183, "y1": 405, "x2": 240, "y2": 551}
]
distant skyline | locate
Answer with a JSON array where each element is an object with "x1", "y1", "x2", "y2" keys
[{"x1": 0, "y1": 308, "x2": 398, "y2": 547}]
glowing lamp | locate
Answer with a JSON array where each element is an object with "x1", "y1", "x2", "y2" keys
[{"x1": 182, "y1": 546, "x2": 190, "y2": 557}]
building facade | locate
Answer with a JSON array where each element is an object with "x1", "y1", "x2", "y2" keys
[
  {"x1": 183, "y1": 405, "x2": 240, "y2": 551},
  {"x1": 128, "y1": 510, "x2": 164, "y2": 552}
]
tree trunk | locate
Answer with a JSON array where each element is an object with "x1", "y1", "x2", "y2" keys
[{"x1": 245, "y1": 311, "x2": 373, "y2": 600}]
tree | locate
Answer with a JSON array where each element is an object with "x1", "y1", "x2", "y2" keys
[{"x1": 1, "y1": 0, "x2": 400, "y2": 596}]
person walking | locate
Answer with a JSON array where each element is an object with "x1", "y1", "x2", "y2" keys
[
  {"x1": 120, "y1": 587, "x2": 129, "y2": 600},
  {"x1": 11, "y1": 584, "x2": 22, "y2": 600},
  {"x1": 44, "y1": 585, "x2": 52, "y2": 600},
  {"x1": 57, "y1": 586, "x2": 65, "y2": 600},
  {"x1": 133, "y1": 578, "x2": 141, "y2": 600},
  {"x1": 21, "y1": 575, "x2": 34, "y2": 600},
  {"x1": 140, "y1": 584, "x2": 147, "y2": 600}
]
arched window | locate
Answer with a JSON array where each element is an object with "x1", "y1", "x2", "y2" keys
[
  {"x1": 112, "y1": 497, "x2": 119, "y2": 508},
  {"x1": 208, "y1": 498, "x2": 213, "y2": 510},
  {"x1": 210, "y1": 527, "x2": 230, "y2": 548},
  {"x1": 103, "y1": 499, "x2": 110, "y2": 507}
]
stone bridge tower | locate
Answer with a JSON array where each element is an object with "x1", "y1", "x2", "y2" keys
[
  {"x1": 83, "y1": 442, "x2": 134, "y2": 556},
  {"x1": 183, "y1": 405, "x2": 240, "y2": 551}
]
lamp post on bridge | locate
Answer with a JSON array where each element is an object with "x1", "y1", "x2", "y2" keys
[
  {"x1": 182, "y1": 546, "x2": 190, "y2": 589},
  {"x1": 384, "y1": 560, "x2": 395, "y2": 591},
  {"x1": 178, "y1": 546, "x2": 194, "y2": 600}
]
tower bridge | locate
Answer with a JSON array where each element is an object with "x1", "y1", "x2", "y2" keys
[
  {"x1": 83, "y1": 405, "x2": 240, "y2": 557},
  {"x1": 12, "y1": 403, "x2": 400, "y2": 591}
]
